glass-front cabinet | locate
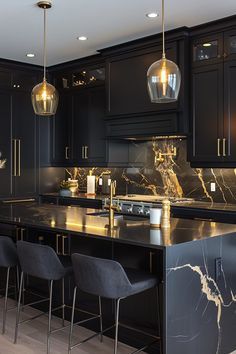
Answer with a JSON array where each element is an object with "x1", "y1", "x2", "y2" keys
[
  {"x1": 54, "y1": 67, "x2": 105, "y2": 90},
  {"x1": 192, "y1": 30, "x2": 236, "y2": 66},
  {"x1": 192, "y1": 34, "x2": 223, "y2": 66}
]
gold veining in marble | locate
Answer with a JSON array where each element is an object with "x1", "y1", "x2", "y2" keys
[
  {"x1": 210, "y1": 169, "x2": 227, "y2": 203},
  {"x1": 194, "y1": 168, "x2": 213, "y2": 203}
]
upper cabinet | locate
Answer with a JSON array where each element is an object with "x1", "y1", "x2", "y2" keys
[
  {"x1": 189, "y1": 27, "x2": 236, "y2": 167},
  {"x1": 101, "y1": 29, "x2": 190, "y2": 138}
]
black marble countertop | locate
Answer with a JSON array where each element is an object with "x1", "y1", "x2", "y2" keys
[
  {"x1": 40, "y1": 193, "x2": 236, "y2": 212},
  {"x1": 0, "y1": 202, "x2": 235, "y2": 249}
]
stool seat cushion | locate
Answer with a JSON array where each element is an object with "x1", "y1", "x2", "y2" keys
[
  {"x1": 58, "y1": 256, "x2": 73, "y2": 276},
  {"x1": 125, "y1": 268, "x2": 158, "y2": 296},
  {"x1": 72, "y1": 253, "x2": 159, "y2": 300}
]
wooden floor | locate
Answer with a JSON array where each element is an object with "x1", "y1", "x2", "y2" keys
[
  {"x1": 0, "y1": 297, "x2": 138, "y2": 354},
  {"x1": 0, "y1": 298, "x2": 236, "y2": 354}
]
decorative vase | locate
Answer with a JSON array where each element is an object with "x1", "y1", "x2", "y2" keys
[{"x1": 68, "y1": 179, "x2": 78, "y2": 195}]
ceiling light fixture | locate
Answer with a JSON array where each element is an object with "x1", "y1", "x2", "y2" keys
[
  {"x1": 77, "y1": 36, "x2": 87, "y2": 41},
  {"x1": 203, "y1": 43, "x2": 212, "y2": 47},
  {"x1": 146, "y1": 12, "x2": 158, "y2": 18},
  {"x1": 26, "y1": 53, "x2": 35, "y2": 58},
  {"x1": 147, "y1": 0, "x2": 181, "y2": 103},
  {"x1": 31, "y1": 0, "x2": 59, "y2": 116}
]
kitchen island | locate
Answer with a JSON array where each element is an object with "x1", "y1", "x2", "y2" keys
[{"x1": 0, "y1": 202, "x2": 235, "y2": 354}]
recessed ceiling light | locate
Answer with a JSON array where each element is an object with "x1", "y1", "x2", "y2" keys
[
  {"x1": 146, "y1": 12, "x2": 159, "y2": 18},
  {"x1": 203, "y1": 43, "x2": 212, "y2": 47},
  {"x1": 77, "y1": 36, "x2": 87, "y2": 41},
  {"x1": 26, "y1": 53, "x2": 35, "y2": 58}
]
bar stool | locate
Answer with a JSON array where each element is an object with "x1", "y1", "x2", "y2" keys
[
  {"x1": 0, "y1": 236, "x2": 18, "y2": 334},
  {"x1": 15, "y1": 241, "x2": 73, "y2": 354},
  {"x1": 69, "y1": 253, "x2": 162, "y2": 354}
]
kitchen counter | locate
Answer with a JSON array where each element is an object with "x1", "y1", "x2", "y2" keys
[
  {"x1": 0, "y1": 202, "x2": 235, "y2": 249},
  {"x1": 0, "y1": 202, "x2": 236, "y2": 354}
]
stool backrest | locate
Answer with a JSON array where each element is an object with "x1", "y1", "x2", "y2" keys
[
  {"x1": 0, "y1": 236, "x2": 17, "y2": 268},
  {"x1": 72, "y1": 253, "x2": 132, "y2": 299},
  {"x1": 17, "y1": 241, "x2": 65, "y2": 281}
]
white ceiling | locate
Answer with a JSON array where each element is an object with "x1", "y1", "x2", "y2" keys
[{"x1": 0, "y1": 0, "x2": 235, "y2": 66}]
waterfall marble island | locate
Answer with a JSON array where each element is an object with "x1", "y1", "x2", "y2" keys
[{"x1": 0, "y1": 202, "x2": 235, "y2": 354}]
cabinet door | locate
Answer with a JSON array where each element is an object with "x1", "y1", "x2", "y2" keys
[
  {"x1": 51, "y1": 93, "x2": 72, "y2": 165},
  {"x1": 12, "y1": 92, "x2": 37, "y2": 197},
  {"x1": 107, "y1": 44, "x2": 177, "y2": 116},
  {"x1": 224, "y1": 30, "x2": 236, "y2": 62},
  {"x1": 190, "y1": 64, "x2": 224, "y2": 163},
  {"x1": 72, "y1": 91, "x2": 89, "y2": 163},
  {"x1": 87, "y1": 87, "x2": 106, "y2": 163},
  {"x1": 223, "y1": 60, "x2": 236, "y2": 161},
  {"x1": 0, "y1": 92, "x2": 12, "y2": 197}
]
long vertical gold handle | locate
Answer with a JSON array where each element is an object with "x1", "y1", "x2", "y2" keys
[
  {"x1": 12, "y1": 139, "x2": 17, "y2": 176},
  {"x1": 18, "y1": 139, "x2": 21, "y2": 177},
  {"x1": 56, "y1": 234, "x2": 61, "y2": 255},
  {"x1": 149, "y1": 252, "x2": 155, "y2": 273},
  {"x1": 65, "y1": 146, "x2": 69, "y2": 160},
  {"x1": 20, "y1": 228, "x2": 25, "y2": 241},
  {"x1": 217, "y1": 138, "x2": 221, "y2": 157},
  {"x1": 62, "y1": 235, "x2": 69, "y2": 255},
  {"x1": 81, "y1": 146, "x2": 84, "y2": 159},
  {"x1": 223, "y1": 138, "x2": 226, "y2": 157},
  {"x1": 85, "y1": 146, "x2": 88, "y2": 159}
]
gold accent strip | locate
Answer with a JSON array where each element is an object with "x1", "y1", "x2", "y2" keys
[
  {"x1": 18, "y1": 139, "x2": 21, "y2": 177},
  {"x1": 223, "y1": 138, "x2": 226, "y2": 157},
  {"x1": 2, "y1": 199, "x2": 36, "y2": 203},
  {"x1": 217, "y1": 138, "x2": 221, "y2": 157},
  {"x1": 65, "y1": 146, "x2": 69, "y2": 160},
  {"x1": 12, "y1": 139, "x2": 17, "y2": 176}
]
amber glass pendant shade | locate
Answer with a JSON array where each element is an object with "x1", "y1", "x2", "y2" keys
[
  {"x1": 147, "y1": 57, "x2": 181, "y2": 103},
  {"x1": 31, "y1": 1, "x2": 59, "y2": 116},
  {"x1": 31, "y1": 79, "x2": 59, "y2": 116}
]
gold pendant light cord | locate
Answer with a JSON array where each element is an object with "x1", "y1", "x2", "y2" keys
[
  {"x1": 162, "y1": 0, "x2": 166, "y2": 59},
  {"x1": 43, "y1": 6, "x2": 47, "y2": 81}
]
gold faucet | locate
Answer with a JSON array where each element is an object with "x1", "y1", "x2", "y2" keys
[{"x1": 104, "y1": 180, "x2": 120, "y2": 229}]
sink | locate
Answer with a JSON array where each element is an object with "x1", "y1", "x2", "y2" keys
[{"x1": 86, "y1": 211, "x2": 147, "y2": 221}]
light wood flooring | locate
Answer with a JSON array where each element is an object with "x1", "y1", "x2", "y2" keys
[
  {"x1": 0, "y1": 297, "x2": 138, "y2": 354},
  {"x1": 0, "y1": 298, "x2": 235, "y2": 354}
]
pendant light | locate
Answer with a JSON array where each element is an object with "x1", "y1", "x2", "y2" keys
[
  {"x1": 147, "y1": 0, "x2": 181, "y2": 103},
  {"x1": 31, "y1": 1, "x2": 59, "y2": 116}
]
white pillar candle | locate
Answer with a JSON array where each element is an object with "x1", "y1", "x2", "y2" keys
[
  {"x1": 87, "y1": 175, "x2": 96, "y2": 195},
  {"x1": 150, "y1": 208, "x2": 162, "y2": 228}
]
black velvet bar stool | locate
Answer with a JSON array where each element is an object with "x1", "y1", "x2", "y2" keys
[
  {"x1": 15, "y1": 241, "x2": 73, "y2": 354},
  {"x1": 69, "y1": 253, "x2": 162, "y2": 354},
  {"x1": 0, "y1": 236, "x2": 18, "y2": 334}
]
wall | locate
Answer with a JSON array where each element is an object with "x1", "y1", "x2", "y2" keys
[{"x1": 66, "y1": 139, "x2": 236, "y2": 204}]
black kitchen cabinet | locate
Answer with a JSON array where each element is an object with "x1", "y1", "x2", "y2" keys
[
  {"x1": 51, "y1": 92, "x2": 72, "y2": 165},
  {"x1": 101, "y1": 29, "x2": 189, "y2": 139},
  {"x1": 0, "y1": 92, "x2": 12, "y2": 197},
  {"x1": 0, "y1": 62, "x2": 49, "y2": 199},
  {"x1": 189, "y1": 28, "x2": 236, "y2": 167},
  {"x1": 72, "y1": 86, "x2": 106, "y2": 165},
  {"x1": 106, "y1": 44, "x2": 178, "y2": 117}
]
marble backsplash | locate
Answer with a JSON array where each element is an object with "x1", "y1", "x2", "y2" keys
[{"x1": 66, "y1": 139, "x2": 236, "y2": 204}]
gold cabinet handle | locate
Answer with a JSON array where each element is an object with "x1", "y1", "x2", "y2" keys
[
  {"x1": 65, "y1": 146, "x2": 69, "y2": 160},
  {"x1": 18, "y1": 139, "x2": 21, "y2": 177},
  {"x1": 223, "y1": 138, "x2": 226, "y2": 156},
  {"x1": 62, "y1": 235, "x2": 69, "y2": 256},
  {"x1": 149, "y1": 252, "x2": 155, "y2": 273},
  {"x1": 84, "y1": 146, "x2": 88, "y2": 159},
  {"x1": 217, "y1": 138, "x2": 221, "y2": 157},
  {"x1": 81, "y1": 146, "x2": 84, "y2": 159},
  {"x1": 56, "y1": 234, "x2": 61, "y2": 255},
  {"x1": 12, "y1": 139, "x2": 17, "y2": 176}
]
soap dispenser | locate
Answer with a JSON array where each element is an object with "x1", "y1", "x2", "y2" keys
[{"x1": 86, "y1": 170, "x2": 96, "y2": 195}]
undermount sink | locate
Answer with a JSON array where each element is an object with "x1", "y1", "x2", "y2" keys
[{"x1": 86, "y1": 211, "x2": 147, "y2": 221}]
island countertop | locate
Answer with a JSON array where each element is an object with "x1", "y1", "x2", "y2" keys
[{"x1": 0, "y1": 202, "x2": 235, "y2": 249}]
